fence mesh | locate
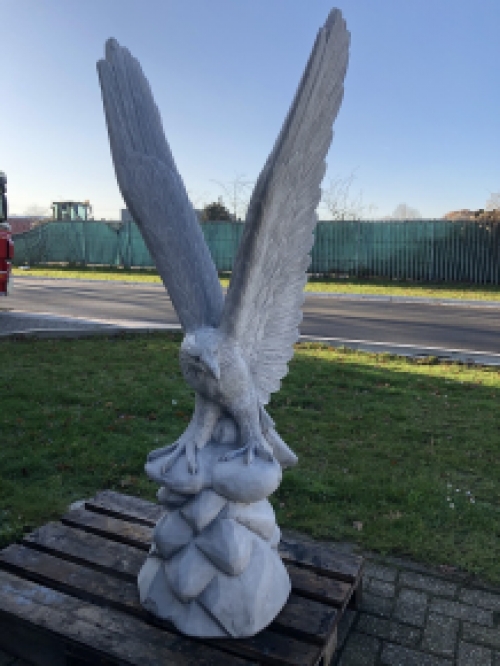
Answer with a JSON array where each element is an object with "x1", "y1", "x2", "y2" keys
[{"x1": 12, "y1": 219, "x2": 500, "y2": 284}]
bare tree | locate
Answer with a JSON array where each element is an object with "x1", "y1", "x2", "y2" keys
[
  {"x1": 211, "y1": 173, "x2": 254, "y2": 221},
  {"x1": 485, "y1": 192, "x2": 500, "y2": 211},
  {"x1": 210, "y1": 170, "x2": 380, "y2": 222},
  {"x1": 23, "y1": 203, "x2": 50, "y2": 218},
  {"x1": 187, "y1": 189, "x2": 210, "y2": 211},
  {"x1": 319, "y1": 171, "x2": 375, "y2": 220},
  {"x1": 391, "y1": 203, "x2": 421, "y2": 220}
]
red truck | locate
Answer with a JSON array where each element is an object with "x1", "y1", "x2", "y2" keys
[{"x1": 0, "y1": 171, "x2": 14, "y2": 296}]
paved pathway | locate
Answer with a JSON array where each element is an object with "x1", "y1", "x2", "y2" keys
[{"x1": 333, "y1": 552, "x2": 500, "y2": 665}]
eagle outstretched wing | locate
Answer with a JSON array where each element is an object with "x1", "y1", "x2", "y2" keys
[
  {"x1": 221, "y1": 9, "x2": 350, "y2": 404},
  {"x1": 97, "y1": 39, "x2": 224, "y2": 333}
]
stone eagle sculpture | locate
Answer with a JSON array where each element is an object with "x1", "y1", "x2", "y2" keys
[{"x1": 98, "y1": 8, "x2": 349, "y2": 639}]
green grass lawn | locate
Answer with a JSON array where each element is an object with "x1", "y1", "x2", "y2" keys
[
  {"x1": 12, "y1": 265, "x2": 500, "y2": 301},
  {"x1": 1, "y1": 332, "x2": 499, "y2": 583}
]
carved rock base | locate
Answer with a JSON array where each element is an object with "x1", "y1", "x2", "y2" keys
[{"x1": 138, "y1": 486, "x2": 290, "y2": 637}]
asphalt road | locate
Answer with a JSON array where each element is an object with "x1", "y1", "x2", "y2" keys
[{"x1": 3, "y1": 277, "x2": 500, "y2": 356}]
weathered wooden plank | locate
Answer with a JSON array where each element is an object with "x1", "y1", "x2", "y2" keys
[
  {"x1": 274, "y1": 594, "x2": 337, "y2": 645},
  {"x1": 215, "y1": 630, "x2": 321, "y2": 666},
  {"x1": 279, "y1": 539, "x2": 363, "y2": 583},
  {"x1": 0, "y1": 569, "x2": 255, "y2": 666},
  {"x1": 1, "y1": 542, "x2": 336, "y2": 649},
  {"x1": 86, "y1": 490, "x2": 164, "y2": 526},
  {"x1": 62, "y1": 508, "x2": 152, "y2": 550},
  {"x1": 22, "y1": 522, "x2": 143, "y2": 580},
  {"x1": 286, "y1": 563, "x2": 351, "y2": 608},
  {"x1": 0, "y1": 613, "x2": 67, "y2": 666},
  {"x1": 78, "y1": 491, "x2": 363, "y2": 582},
  {"x1": 0, "y1": 491, "x2": 364, "y2": 665},
  {"x1": 315, "y1": 627, "x2": 337, "y2": 666},
  {"x1": 55, "y1": 510, "x2": 349, "y2": 625},
  {"x1": 0, "y1": 564, "x2": 319, "y2": 666},
  {"x1": 0, "y1": 543, "x2": 140, "y2": 613}
]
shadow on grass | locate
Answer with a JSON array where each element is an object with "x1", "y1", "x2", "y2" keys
[
  {"x1": 271, "y1": 343, "x2": 500, "y2": 583},
  {"x1": 0, "y1": 333, "x2": 499, "y2": 583}
]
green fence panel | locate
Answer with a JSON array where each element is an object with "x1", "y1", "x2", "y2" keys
[
  {"x1": 201, "y1": 222, "x2": 244, "y2": 272},
  {"x1": 12, "y1": 219, "x2": 500, "y2": 284}
]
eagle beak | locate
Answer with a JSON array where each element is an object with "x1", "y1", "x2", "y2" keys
[{"x1": 202, "y1": 350, "x2": 220, "y2": 381}]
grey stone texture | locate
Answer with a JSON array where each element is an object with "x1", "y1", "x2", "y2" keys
[
  {"x1": 462, "y1": 622, "x2": 500, "y2": 650},
  {"x1": 366, "y1": 578, "x2": 397, "y2": 598},
  {"x1": 393, "y1": 588, "x2": 429, "y2": 627},
  {"x1": 365, "y1": 562, "x2": 398, "y2": 583},
  {"x1": 97, "y1": 7, "x2": 350, "y2": 639},
  {"x1": 421, "y1": 613, "x2": 460, "y2": 657},
  {"x1": 459, "y1": 588, "x2": 500, "y2": 612},
  {"x1": 457, "y1": 641, "x2": 492, "y2": 666},
  {"x1": 356, "y1": 614, "x2": 421, "y2": 647},
  {"x1": 331, "y1": 547, "x2": 500, "y2": 666},
  {"x1": 380, "y1": 643, "x2": 453, "y2": 665},
  {"x1": 431, "y1": 597, "x2": 494, "y2": 626},
  {"x1": 360, "y1": 591, "x2": 395, "y2": 618},
  {"x1": 400, "y1": 571, "x2": 458, "y2": 598},
  {"x1": 338, "y1": 632, "x2": 381, "y2": 665},
  {"x1": 138, "y1": 483, "x2": 291, "y2": 638}
]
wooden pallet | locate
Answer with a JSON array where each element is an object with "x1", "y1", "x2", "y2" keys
[{"x1": 0, "y1": 491, "x2": 364, "y2": 666}]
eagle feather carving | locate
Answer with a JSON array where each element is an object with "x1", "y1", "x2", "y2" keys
[{"x1": 97, "y1": 10, "x2": 350, "y2": 475}]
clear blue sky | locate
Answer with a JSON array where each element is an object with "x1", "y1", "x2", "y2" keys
[{"x1": 4, "y1": 0, "x2": 499, "y2": 219}]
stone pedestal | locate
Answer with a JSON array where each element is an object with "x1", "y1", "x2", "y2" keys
[{"x1": 138, "y1": 422, "x2": 291, "y2": 638}]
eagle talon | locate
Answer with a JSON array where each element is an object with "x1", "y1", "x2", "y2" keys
[
  {"x1": 147, "y1": 441, "x2": 179, "y2": 463},
  {"x1": 220, "y1": 440, "x2": 275, "y2": 466},
  {"x1": 157, "y1": 440, "x2": 198, "y2": 475}
]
